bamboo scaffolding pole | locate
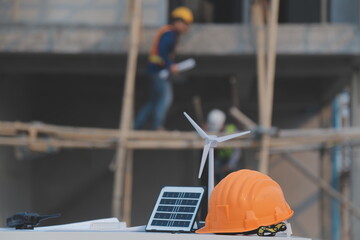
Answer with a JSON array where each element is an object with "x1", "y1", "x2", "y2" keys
[
  {"x1": 319, "y1": 105, "x2": 330, "y2": 239},
  {"x1": 0, "y1": 137, "x2": 115, "y2": 149},
  {"x1": 4, "y1": 121, "x2": 360, "y2": 150},
  {"x1": 281, "y1": 153, "x2": 360, "y2": 220},
  {"x1": 229, "y1": 75, "x2": 240, "y2": 108},
  {"x1": 123, "y1": 149, "x2": 134, "y2": 225},
  {"x1": 0, "y1": 121, "x2": 199, "y2": 141},
  {"x1": 252, "y1": 2, "x2": 267, "y2": 126},
  {"x1": 193, "y1": 96, "x2": 204, "y2": 125},
  {"x1": 258, "y1": 0, "x2": 279, "y2": 175},
  {"x1": 265, "y1": 0, "x2": 279, "y2": 124},
  {"x1": 229, "y1": 106, "x2": 257, "y2": 130},
  {"x1": 112, "y1": 0, "x2": 142, "y2": 221},
  {"x1": 252, "y1": 1, "x2": 268, "y2": 175},
  {"x1": 5, "y1": 120, "x2": 360, "y2": 142},
  {"x1": 1, "y1": 131, "x2": 360, "y2": 151}
]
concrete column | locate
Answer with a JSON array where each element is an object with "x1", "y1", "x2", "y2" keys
[
  {"x1": 242, "y1": 0, "x2": 250, "y2": 23},
  {"x1": 330, "y1": 0, "x2": 359, "y2": 24},
  {"x1": 320, "y1": 0, "x2": 328, "y2": 23},
  {"x1": 351, "y1": 70, "x2": 360, "y2": 240}
]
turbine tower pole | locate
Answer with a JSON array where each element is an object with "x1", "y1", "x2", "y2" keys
[{"x1": 208, "y1": 147, "x2": 215, "y2": 202}]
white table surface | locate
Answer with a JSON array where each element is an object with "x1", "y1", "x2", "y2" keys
[{"x1": 0, "y1": 230, "x2": 312, "y2": 240}]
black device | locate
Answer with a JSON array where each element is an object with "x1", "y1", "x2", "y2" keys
[{"x1": 6, "y1": 212, "x2": 61, "y2": 229}]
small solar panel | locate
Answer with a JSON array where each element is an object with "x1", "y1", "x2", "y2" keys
[{"x1": 146, "y1": 186, "x2": 205, "y2": 232}]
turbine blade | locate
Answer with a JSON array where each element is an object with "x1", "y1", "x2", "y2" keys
[
  {"x1": 183, "y1": 112, "x2": 208, "y2": 139},
  {"x1": 198, "y1": 143, "x2": 211, "y2": 178},
  {"x1": 216, "y1": 131, "x2": 251, "y2": 142}
]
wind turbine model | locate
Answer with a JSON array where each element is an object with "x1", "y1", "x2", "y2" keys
[{"x1": 183, "y1": 112, "x2": 251, "y2": 201}]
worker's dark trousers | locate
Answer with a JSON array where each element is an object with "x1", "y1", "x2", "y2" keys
[{"x1": 134, "y1": 72, "x2": 173, "y2": 130}]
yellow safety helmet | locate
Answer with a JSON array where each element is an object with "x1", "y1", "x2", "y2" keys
[
  {"x1": 171, "y1": 7, "x2": 194, "y2": 24},
  {"x1": 196, "y1": 169, "x2": 294, "y2": 234}
]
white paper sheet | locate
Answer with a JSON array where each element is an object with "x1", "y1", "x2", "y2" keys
[
  {"x1": 159, "y1": 58, "x2": 196, "y2": 79},
  {"x1": 33, "y1": 217, "x2": 126, "y2": 231}
]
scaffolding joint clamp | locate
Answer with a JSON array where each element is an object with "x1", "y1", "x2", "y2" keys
[{"x1": 254, "y1": 126, "x2": 279, "y2": 138}]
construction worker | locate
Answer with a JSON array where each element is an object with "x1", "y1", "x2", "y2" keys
[
  {"x1": 206, "y1": 109, "x2": 242, "y2": 183},
  {"x1": 134, "y1": 7, "x2": 194, "y2": 130}
]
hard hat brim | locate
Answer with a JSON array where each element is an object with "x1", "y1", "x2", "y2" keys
[{"x1": 195, "y1": 210, "x2": 294, "y2": 234}]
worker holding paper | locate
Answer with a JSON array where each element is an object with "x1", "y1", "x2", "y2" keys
[{"x1": 134, "y1": 7, "x2": 195, "y2": 130}]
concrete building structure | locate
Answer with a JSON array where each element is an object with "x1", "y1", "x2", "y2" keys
[{"x1": 0, "y1": 1, "x2": 360, "y2": 239}]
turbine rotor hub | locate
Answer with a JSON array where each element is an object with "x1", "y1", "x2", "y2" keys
[{"x1": 206, "y1": 136, "x2": 218, "y2": 148}]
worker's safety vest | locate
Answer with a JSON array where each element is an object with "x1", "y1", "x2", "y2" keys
[
  {"x1": 218, "y1": 124, "x2": 237, "y2": 160},
  {"x1": 148, "y1": 25, "x2": 178, "y2": 66}
]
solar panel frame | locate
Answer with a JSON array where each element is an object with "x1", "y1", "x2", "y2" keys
[{"x1": 146, "y1": 186, "x2": 205, "y2": 232}]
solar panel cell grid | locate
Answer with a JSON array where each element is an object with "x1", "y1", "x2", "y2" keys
[
  {"x1": 157, "y1": 206, "x2": 175, "y2": 211},
  {"x1": 179, "y1": 207, "x2": 196, "y2": 212},
  {"x1": 146, "y1": 186, "x2": 205, "y2": 232},
  {"x1": 184, "y1": 193, "x2": 201, "y2": 198},
  {"x1": 154, "y1": 213, "x2": 193, "y2": 220},
  {"x1": 180, "y1": 199, "x2": 198, "y2": 205},
  {"x1": 163, "y1": 192, "x2": 181, "y2": 198}
]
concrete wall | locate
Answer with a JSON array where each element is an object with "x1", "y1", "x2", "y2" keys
[
  {"x1": 1, "y1": 24, "x2": 360, "y2": 55},
  {"x1": 0, "y1": 0, "x2": 167, "y2": 26}
]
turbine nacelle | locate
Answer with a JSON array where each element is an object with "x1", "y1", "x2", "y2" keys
[{"x1": 205, "y1": 136, "x2": 218, "y2": 148}]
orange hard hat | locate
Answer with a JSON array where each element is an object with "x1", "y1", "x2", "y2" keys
[
  {"x1": 171, "y1": 7, "x2": 194, "y2": 24},
  {"x1": 196, "y1": 169, "x2": 294, "y2": 234}
]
